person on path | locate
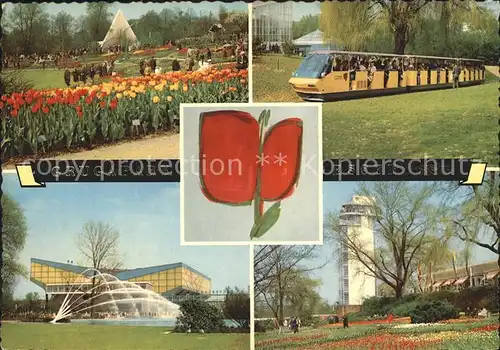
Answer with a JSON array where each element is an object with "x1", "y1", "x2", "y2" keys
[{"x1": 64, "y1": 68, "x2": 71, "y2": 87}]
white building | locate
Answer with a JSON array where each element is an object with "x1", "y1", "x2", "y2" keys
[
  {"x1": 252, "y1": 1, "x2": 293, "y2": 45},
  {"x1": 338, "y1": 196, "x2": 376, "y2": 306}
]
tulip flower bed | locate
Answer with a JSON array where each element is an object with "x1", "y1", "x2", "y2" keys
[
  {"x1": 322, "y1": 317, "x2": 411, "y2": 328},
  {"x1": 255, "y1": 318, "x2": 498, "y2": 350},
  {"x1": 1, "y1": 66, "x2": 248, "y2": 159}
]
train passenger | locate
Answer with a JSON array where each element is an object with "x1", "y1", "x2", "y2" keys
[
  {"x1": 367, "y1": 61, "x2": 376, "y2": 90},
  {"x1": 452, "y1": 63, "x2": 461, "y2": 88},
  {"x1": 383, "y1": 59, "x2": 390, "y2": 88}
]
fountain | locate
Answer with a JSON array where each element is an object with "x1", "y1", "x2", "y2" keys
[{"x1": 51, "y1": 268, "x2": 180, "y2": 324}]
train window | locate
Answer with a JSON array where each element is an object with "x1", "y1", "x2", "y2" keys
[{"x1": 292, "y1": 53, "x2": 333, "y2": 79}]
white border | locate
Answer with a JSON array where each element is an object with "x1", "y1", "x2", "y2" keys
[
  {"x1": 249, "y1": 245, "x2": 255, "y2": 350},
  {"x1": 179, "y1": 102, "x2": 324, "y2": 246},
  {"x1": 248, "y1": 3, "x2": 253, "y2": 103},
  {"x1": 3, "y1": 169, "x2": 17, "y2": 173}
]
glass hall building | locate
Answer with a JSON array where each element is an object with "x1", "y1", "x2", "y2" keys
[
  {"x1": 30, "y1": 258, "x2": 212, "y2": 302},
  {"x1": 253, "y1": 1, "x2": 293, "y2": 44}
]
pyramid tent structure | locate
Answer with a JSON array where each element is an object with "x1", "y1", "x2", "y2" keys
[
  {"x1": 98, "y1": 10, "x2": 138, "y2": 50},
  {"x1": 293, "y1": 30, "x2": 326, "y2": 46},
  {"x1": 293, "y1": 29, "x2": 341, "y2": 54}
]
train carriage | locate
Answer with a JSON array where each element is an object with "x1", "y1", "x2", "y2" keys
[{"x1": 288, "y1": 50, "x2": 485, "y2": 102}]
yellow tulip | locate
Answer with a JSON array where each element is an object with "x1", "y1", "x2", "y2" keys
[
  {"x1": 130, "y1": 92, "x2": 137, "y2": 98},
  {"x1": 152, "y1": 96, "x2": 160, "y2": 104},
  {"x1": 183, "y1": 85, "x2": 188, "y2": 92},
  {"x1": 167, "y1": 96, "x2": 173, "y2": 102},
  {"x1": 116, "y1": 93, "x2": 123, "y2": 99}
]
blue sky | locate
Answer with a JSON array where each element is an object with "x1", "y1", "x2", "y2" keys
[
  {"x1": 3, "y1": 2, "x2": 248, "y2": 21},
  {"x1": 3, "y1": 174, "x2": 497, "y2": 304},
  {"x1": 314, "y1": 182, "x2": 497, "y2": 304},
  {"x1": 2, "y1": 174, "x2": 249, "y2": 299},
  {"x1": 292, "y1": 2, "x2": 320, "y2": 21}
]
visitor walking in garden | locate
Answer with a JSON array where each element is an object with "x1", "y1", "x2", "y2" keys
[
  {"x1": 64, "y1": 68, "x2": 71, "y2": 87},
  {"x1": 343, "y1": 315, "x2": 349, "y2": 328}
]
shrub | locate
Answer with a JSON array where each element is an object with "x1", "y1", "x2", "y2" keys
[
  {"x1": 281, "y1": 41, "x2": 296, "y2": 56},
  {"x1": 454, "y1": 286, "x2": 498, "y2": 312},
  {"x1": 174, "y1": 299, "x2": 225, "y2": 333},
  {"x1": 423, "y1": 290, "x2": 455, "y2": 304},
  {"x1": 391, "y1": 300, "x2": 421, "y2": 317},
  {"x1": 311, "y1": 318, "x2": 328, "y2": 328},
  {"x1": 223, "y1": 288, "x2": 250, "y2": 329},
  {"x1": 298, "y1": 310, "x2": 314, "y2": 327},
  {"x1": 408, "y1": 300, "x2": 459, "y2": 324},
  {"x1": 2, "y1": 70, "x2": 34, "y2": 95},
  {"x1": 346, "y1": 312, "x2": 367, "y2": 322},
  {"x1": 254, "y1": 319, "x2": 274, "y2": 333},
  {"x1": 361, "y1": 295, "x2": 396, "y2": 316}
]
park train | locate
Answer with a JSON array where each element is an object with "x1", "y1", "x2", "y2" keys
[{"x1": 288, "y1": 50, "x2": 485, "y2": 102}]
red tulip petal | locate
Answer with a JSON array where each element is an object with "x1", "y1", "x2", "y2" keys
[
  {"x1": 260, "y1": 118, "x2": 303, "y2": 201},
  {"x1": 199, "y1": 110, "x2": 260, "y2": 204}
]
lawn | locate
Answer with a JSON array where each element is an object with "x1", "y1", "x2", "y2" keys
[
  {"x1": 1, "y1": 323, "x2": 250, "y2": 350},
  {"x1": 252, "y1": 55, "x2": 498, "y2": 163},
  {"x1": 254, "y1": 318, "x2": 498, "y2": 349},
  {"x1": 4, "y1": 50, "x2": 235, "y2": 91}
]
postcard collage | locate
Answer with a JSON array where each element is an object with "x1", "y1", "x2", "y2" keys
[{"x1": 1, "y1": 1, "x2": 499, "y2": 349}]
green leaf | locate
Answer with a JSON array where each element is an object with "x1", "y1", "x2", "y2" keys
[
  {"x1": 250, "y1": 201, "x2": 281, "y2": 239},
  {"x1": 264, "y1": 110, "x2": 271, "y2": 127},
  {"x1": 257, "y1": 110, "x2": 267, "y2": 125}
]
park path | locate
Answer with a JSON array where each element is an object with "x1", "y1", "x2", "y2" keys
[
  {"x1": 3, "y1": 134, "x2": 179, "y2": 170},
  {"x1": 485, "y1": 66, "x2": 499, "y2": 78}
]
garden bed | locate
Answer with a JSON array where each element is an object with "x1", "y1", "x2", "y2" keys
[{"x1": 1, "y1": 66, "x2": 248, "y2": 160}]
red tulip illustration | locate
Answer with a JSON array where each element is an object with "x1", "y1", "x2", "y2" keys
[{"x1": 199, "y1": 109, "x2": 303, "y2": 239}]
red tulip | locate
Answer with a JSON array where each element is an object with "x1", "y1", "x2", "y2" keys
[
  {"x1": 260, "y1": 118, "x2": 303, "y2": 201},
  {"x1": 199, "y1": 110, "x2": 259, "y2": 204},
  {"x1": 199, "y1": 109, "x2": 303, "y2": 239}
]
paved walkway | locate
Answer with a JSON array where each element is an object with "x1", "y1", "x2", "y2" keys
[
  {"x1": 485, "y1": 66, "x2": 499, "y2": 77},
  {"x1": 3, "y1": 134, "x2": 179, "y2": 170}
]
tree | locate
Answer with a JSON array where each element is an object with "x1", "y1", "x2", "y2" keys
[
  {"x1": 225, "y1": 12, "x2": 248, "y2": 35},
  {"x1": 286, "y1": 272, "x2": 323, "y2": 321},
  {"x1": 448, "y1": 172, "x2": 499, "y2": 268},
  {"x1": 25, "y1": 292, "x2": 41, "y2": 312},
  {"x1": 415, "y1": 235, "x2": 455, "y2": 293},
  {"x1": 51, "y1": 12, "x2": 75, "y2": 52},
  {"x1": 293, "y1": 14, "x2": 320, "y2": 39},
  {"x1": 325, "y1": 182, "x2": 448, "y2": 299},
  {"x1": 85, "y1": 2, "x2": 112, "y2": 43},
  {"x1": 319, "y1": 0, "x2": 480, "y2": 54},
  {"x1": 7, "y1": 3, "x2": 48, "y2": 54},
  {"x1": 218, "y1": 5, "x2": 229, "y2": 25},
  {"x1": 254, "y1": 245, "x2": 326, "y2": 323},
  {"x1": 223, "y1": 287, "x2": 250, "y2": 329},
  {"x1": 2, "y1": 193, "x2": 28, "y2": 302},
  {"x1": 75, "y1": 221, "x2": 122, "y2": 316}
]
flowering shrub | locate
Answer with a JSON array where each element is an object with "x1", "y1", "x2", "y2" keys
[{"x1": 1, "y1": 66, "x2": 248, "y2": 159}]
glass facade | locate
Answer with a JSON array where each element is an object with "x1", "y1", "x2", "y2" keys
[
  {"x1": 253, "y1": 1, "x2": 293, "y2": 44},
  {"x1": 30, "y1": 260, "x2": 211, "y2": 297}
]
